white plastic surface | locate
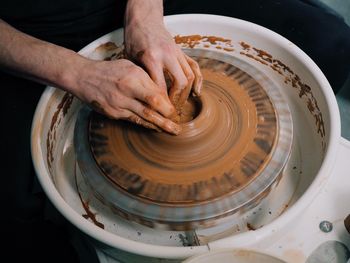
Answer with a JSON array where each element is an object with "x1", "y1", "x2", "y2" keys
[
  {"x1": 31, "y1": 14, "x2": 343, "y2": 260},
  {"x1": 96, "y1": 138, "x2": 350, "y2": 263}
]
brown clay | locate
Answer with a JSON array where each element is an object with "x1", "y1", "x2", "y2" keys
[{"x1": 88, "y1": 57, "x2": 278, "y2": 205}]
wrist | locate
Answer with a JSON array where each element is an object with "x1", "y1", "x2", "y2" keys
[
  {"x1": 125, "y1": 0, "x2": 164, "y2": 28},
  {"x1": 56, "y1": 51, "x2": 90, "y2": 95}
]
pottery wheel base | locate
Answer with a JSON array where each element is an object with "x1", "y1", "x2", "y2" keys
[{"x1": 75, "y1": 50, "x2": 293, "y2": 230}]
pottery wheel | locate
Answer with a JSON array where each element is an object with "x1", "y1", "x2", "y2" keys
[{"x1": 75, "y1": 50, "x2": 293, "y2": 230}]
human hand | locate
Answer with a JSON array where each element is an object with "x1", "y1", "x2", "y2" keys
[
  {"x1": 0, "y1": 18, "x2": 178, "y2": 134},
  {"x1": 124, "y1": 1, "x2": 202, "y2": 113},
  {"x1": 72, "y1": 58, "x2": 180, "y2": 134}
]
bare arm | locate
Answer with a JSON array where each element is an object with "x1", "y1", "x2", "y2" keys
[
  {"x1": 0, "y1": 19, "x2": 180, "y2": 134},
  {"x1": 124, "y1": 0, "x2": 203, "y2": 113},
  {"x1": 0, "y1": 19, "x2": 82, "y2": 91}
]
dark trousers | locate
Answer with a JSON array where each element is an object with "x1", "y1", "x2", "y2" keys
[{"x1": 1, "y1": 1, "x2": 350, "y2": 262}]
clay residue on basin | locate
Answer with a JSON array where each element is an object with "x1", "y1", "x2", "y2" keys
[
  {"x1": 174, "y1": 34, "x2": 234, "y2": 51},
  {"x1": 46, "y1": 92, "x2": 74, "y2": 170},
  {"x1": 173, "y1": 35, "x2": 325, "y2": 151},
  {"x1": 238, "y1": 41, "x2": 326, "y2": 150}
]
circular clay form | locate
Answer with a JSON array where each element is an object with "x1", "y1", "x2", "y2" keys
[{"x1": 75, "y1": 49, "x2": 293, "y2": 230}]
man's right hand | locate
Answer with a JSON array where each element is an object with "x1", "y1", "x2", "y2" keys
[{"x1": 73, "y1": 58, "x2": 181, "y2": 134}]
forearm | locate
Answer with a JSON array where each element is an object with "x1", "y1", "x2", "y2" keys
[
  {"x1": 0, "y1": 18, "x2": 180, "y2": 133},
  {"x1": 125, "y1": 0, "x2": 164, "y2": 27},
  {"x1": 0, "y1": 19, "x2": 87, "y2": 93}
]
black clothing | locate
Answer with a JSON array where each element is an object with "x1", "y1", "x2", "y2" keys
[
  {"x1": 1, "y1": 1, "x2": 127, "y2": 262},
  {"x1": 1, "y1": 0, "x2": 127, "y2": 51}
]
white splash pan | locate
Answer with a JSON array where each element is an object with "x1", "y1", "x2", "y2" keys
[{"x1": 31, "y1": 14, "x2": 341, "y2": 260}]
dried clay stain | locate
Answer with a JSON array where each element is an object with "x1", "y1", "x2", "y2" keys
[
  {"x1": 95, "y1": 41, "x2": 118, "y2": 51},
  {"x1": 247, "y1": 223, "x2": 256, "y2": 231},
  {"x1": 240, "y1": 41, "x2": 251, "y2": 51},
  {"x1": 74, "y1": 162, "x2": 104, "y2": 229},
  {"x1": 98, "y1": 41, "x2": 125, "y2": 61},
  {"x1": 238, "y1": 41, "x2": 326, "y2": 140},
  {"x1": 46, "y1": 93, "x2": 74, "y2": 170},
  {"x1": 174, "y1": 35, "x2": 233, "y2": 49}
]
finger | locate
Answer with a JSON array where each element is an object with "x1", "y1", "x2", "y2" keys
[
  {"x1": 124, "y1": 112, "x2": 162, "y2": 132},
  {"x1": 163, "y1": 69, "x2": 174, "y2": 92},
  {"x1": 165, "y1": 59, "x2": 189, "y2": 110},
  {"x1": 135, "y1": 77, "x2": 176, "y2": 118},
  {"x1": 177, "y1": 54, "x2": 195, "y2": 105},
  {"x1": 102, "y1": 104, "x2": 161, "y2": 132},
  {"x1": 146, "y1": 62, "x2": 168, "y2": 91},
  {"x1": 128, "y1": 99, "x2": 181, "y2": 135},
  {"x1": 142, "y1": 63, "x2": 179, "y2": 118},
  {"x1": 136, "y1": 50, "x2": 168, "y2": 91},
  {"x1": 185, "y1": 55, "x2": 203, "y2": 96},
  {"x1": 120, "y1": 64, "x2": 175, "y2": 118}
]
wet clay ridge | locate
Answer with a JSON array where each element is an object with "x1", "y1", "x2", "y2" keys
[{"x1": 88, "y1": 57, "x2": 278, "y2": 204}]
